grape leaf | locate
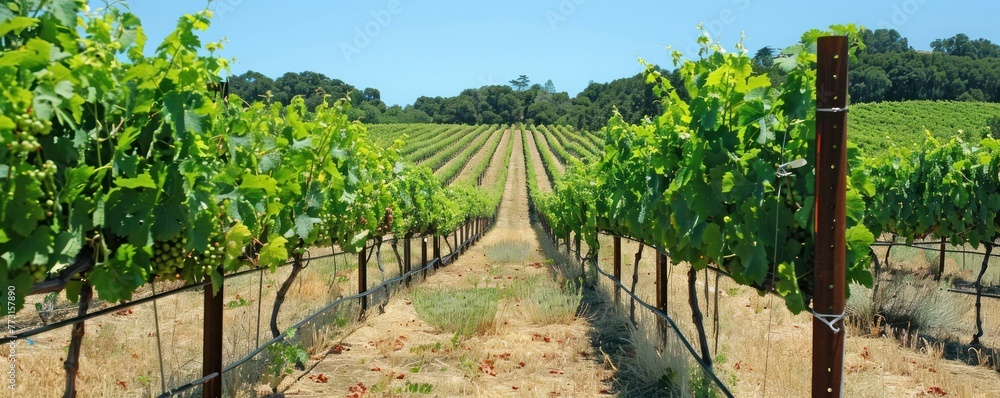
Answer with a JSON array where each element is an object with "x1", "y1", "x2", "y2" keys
[
  {"x1": 0, "y1": 16, "x2": 38, "y2": 36},
  {"x1": 89, "y1": 244, "x2": 149, "y2": 303},
  {"x1": 259, "y1": 236, "x2": 289, "y2": 271},
  {"x1": 114, "y1": 173, "x2": 156, "y2": 189},
  {"x1": 65, "y1": 280, "x2": 82, "y2": 304},
  {"x1": 5, "y1": 174, "x2": 47, "y2": 237},
  {"x1": 224, "y1": 222, "x2": 251, "y2": 270},
  {"x1": 0, "y1": 269, "x2": 32, "y2": 316}
]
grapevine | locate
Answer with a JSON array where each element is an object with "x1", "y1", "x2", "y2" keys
[
  {"x1": 537, "y1": 26, "x2": 875, "y2": 313},
  {"x1": 0, "y1": 2, "x2": 492, "y2": 315}
]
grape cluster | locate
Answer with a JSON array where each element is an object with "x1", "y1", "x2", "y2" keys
[
  {"x1": 152, "y1": 235, "x2": 189, "y2": 279},
  {"x1": 26, "y1": 262, "x2": 48, "y2": 283},
  {"x1": 151, "y1": 233, "x2": 229, "y2": 280},
  {"x1": 23, "y1": 160, "x2": 57, "y2": 179},
  {"x1": 7, "y1": 113, "x2": 51, "y2": 154},
  {"x1": 22, "y1": 161, "x2": 59, "y2": 218},
  {"x1": 192, "y1": 238, "x2": 226, "y2": 276}
]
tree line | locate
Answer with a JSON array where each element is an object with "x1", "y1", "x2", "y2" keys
[
  {"x1": 847, "y1": 30, "x2": 1000, "y2": 103},
  {"x1": 229, "y1": 29, "x2": 1000, "y2": 131}
]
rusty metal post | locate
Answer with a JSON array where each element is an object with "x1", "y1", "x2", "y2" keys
[
  {"x1": 655, "y1": 250, "x2": 670, "y2": 349},
  {"x1": 656, "y1": 251, "x2": 669, "y2": 314},
  {"x1": 813, "y1": 35, "x2": 849, "y2": 398},
  {"x1": 203, "y1": 271, "x2": 223, "y2": 398}
]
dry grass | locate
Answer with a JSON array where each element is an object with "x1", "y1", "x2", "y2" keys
[
  {"x1": 587, "y1": 233, "x2": 1000, "y2": 397},
  {"x1": 1, "y1": 242, "x2": 402, "y2": 397},
  {"x1": 483, "y1": 239, "x2": 532, "y2": 264},
  {"x1": 847, "y1": 274, "x2": 970, "y2": 334},
  {"x1": 412, "y1": 287, "x2": 500, "y2": 336},
  {"x1": 507, "y1": 275, "x2": 582, "y2": 325}
]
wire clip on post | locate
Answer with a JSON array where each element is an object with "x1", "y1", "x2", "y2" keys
[
  {"x1": 810, "y1": 310, "x2": 846, "y2": 334},
  {"x1": 777, "y1": 158, "x2": 808, "y2": 178}
]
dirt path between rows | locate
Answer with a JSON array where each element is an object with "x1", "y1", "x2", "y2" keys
[
  {"x1": 285, "y1": 126, "x2": 612, "y2": 397},
  {"x1": 523, "y1": 131, "x2": 553, "y2": 193},
  {"x1": 479, "y1": 129, "x2": 513, "y2": 189},
  {"x1": 453, "y1": 128, "x2": 506, "y2": 186},
  {"x1": 531, "y1": 130, "x2": 565, "y2": 175}
]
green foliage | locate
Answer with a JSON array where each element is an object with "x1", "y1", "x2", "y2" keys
[
  {"x1": 849, "y1": 48, "x2": 1000, "y2": 103},
  {"x1": 265, "y1": 329, "x2": 308, "y2": 377},
  {"x1": 226, "y1": 295, "x2": 251, "y2": 309},
  {"x1": 862, "y1": 135, "x2": 1000, "y2": 246},
  {"x1": 0, "y1": 4, "x2": 492, "y2": 315},
  {"x1": 850, "y1": 101, "x2": 1000, "y2": 156},
  {"x1": 434, "y1": 126, "x2": 503, "y2": 185},
  {"x1": 538, "y1": 26, "x2": 875, "y2": 313},
  {"x1": 930, "y1": 33, "x2": 1000, "y2": 59},
  {"x1": 451, "y1": 125, "x2": 507, "y2": 186},
  {"x1": 531, "y1": 129, "x2": 564, "y2": 185},
  {"x1": 390, "y1": 166, "x2": 464, "y2": 236},
  {"x1": 398, "y1": 381, "x2": 434, "y2": 394},
  {"x1": 228, "y1": 70, "x2": 386, "y2": 116},
  {"x1": 988, "y1": 116, "x2": 1000, "y2": 139}
]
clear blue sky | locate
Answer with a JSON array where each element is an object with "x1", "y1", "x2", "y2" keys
[{"x1": 96, "y1": 0, "x2": 999, "y2": 106}]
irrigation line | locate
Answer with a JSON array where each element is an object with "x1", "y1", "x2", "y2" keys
[
  {"x1": 225, "y1": 254, "x2": 455, "y2": 375},
  {"x1": 6, "y1": 218, "x2": 492, "y2": 397},
  {"x1": 1, "y1": 279, "x2": 209, "y2": 344},
  {"x1": 154, "y1": 372, "x2": 219, "y2": 398},
  {"x1": 592, "y1": 263, "x2": 734, "y2": 398},
  {"x1": 3, "y1": 241, "x2": 395, "y2": 344},
  {"x1": 871, "y1": 241, "x2": 1000, "y2": 258},
  {"x1": 595, "y1": 231, "x2": 777, "y2": 297},
  {"x1": 222, "y1": 220, "x2": 492, "y2": 375},
  {"x1": 948, "y1": 288, "x2": 1000, "y2": 300}
]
